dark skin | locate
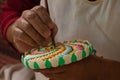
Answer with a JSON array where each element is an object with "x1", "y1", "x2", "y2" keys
[
  {"x1": 7, "y1": 6, "x2": 58, "y2": 53},
  {"x1": 36, "y1": 55, "x2": 120, "y2": 80},
  {"x1": 6, "y1": 6, "x2": 120, "y2": 80}
]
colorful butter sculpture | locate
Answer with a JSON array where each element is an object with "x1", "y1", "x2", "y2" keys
[{"x1": 21, "y1": 40, "x2": 96, "y2": 69}]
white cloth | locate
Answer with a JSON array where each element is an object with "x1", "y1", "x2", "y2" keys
[
  {"x1": 41, "y1": 0, "x2": 120, "y2": 61},
  {"x1": 0, "y1": 64, "x2": 35, "y2": 80},
  {"x1": 0, "y1": 64, "x2": 47, "y2": 80}
]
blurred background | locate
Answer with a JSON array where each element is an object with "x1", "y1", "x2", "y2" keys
[{"x1": 0, "y1": 0, "x2": 5, "y2": 12}]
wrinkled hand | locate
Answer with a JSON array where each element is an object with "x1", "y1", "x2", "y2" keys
[
  {"x1": 36, "y1": 55, "x2": 120, "y2": 80},
  {"x1": 7, "y1": 6, "x2": 58, "y2": 53}
]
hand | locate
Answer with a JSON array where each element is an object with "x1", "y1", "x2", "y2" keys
[
  {"x1": 6, "y1": 6, "x2": 58, "y2": 53},
  {"x1": 37, "y1": 55, "x2": 120, "y2": 80}
]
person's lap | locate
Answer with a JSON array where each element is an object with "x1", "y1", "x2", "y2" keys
[{"x1": 1, "y1": 55, "x2": 120, "y2": 80}]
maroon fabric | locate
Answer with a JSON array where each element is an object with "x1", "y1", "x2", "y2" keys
[{"x1": 0, "y1": 0, "x2": 39, "y2": 40}]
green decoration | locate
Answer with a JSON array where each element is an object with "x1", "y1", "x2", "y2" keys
[
  {"x1": 34, "y1": 62, "x2": 40, "y2": 69},
  {"x1": 88, "y1": 43, "x2": 93, "y2": 54},
  {"x1": 21, "y1": 55, "x2": 25, "y2": 64},
  {"x1": 71, "y1": 54, "x2": 77, "y2": 62},
  {"x1": 45, "y1": 60, "x2": 52, "y2": 68},
  {"x1": 82, "y1": 50, "x2": 86, "y2": 59},
  {"x1": 73, "y1": 40, "x2": 78, "y2": 43},
  {"x1": 59, "y1": 57, "x2": 65, "y2": 66},
  {"x1": 89, "y1": 47, "x2": 92, "y2": 54},
  {"x1": 28, "y1": 50, "x2": 31, "y2": 54},
  {"x1": 26, "y1": 61, "x2": 30, "y2": 68}
]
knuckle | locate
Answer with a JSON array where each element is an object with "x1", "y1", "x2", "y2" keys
[
  {"x1": 21, "y1": 20, "x2": 31, "y2": 30},
  {"x1": 33, "y1": 6, "x2": 46, "y2": 14},
  {"x1": 36, "y1": 6, "x2": 45, "y2": 10},
  {"x1": 22, "y1": 10, "x2": 29, "y2": 16},
  {"x1": 13, "y1": 28, "x2": 23, "y2": 38},
  {"x1": 34, "y1": 6, "x2": 45, "y2": 11},
  {"x1": 16, "y1": 18, "x2": 21, "y2": 23},
  {"x1": 16, "y1": 18, "x2": 31, "y2": 31},
  {"x1": 32, "y1": 6, "x2": 47, "y2": 16},
  {"x1": 12, "y1": 28, "x2": 18, "y2": 34},
  {"x1": 23, "y1": 10, "x2": 37, "y2": 19},
  {"x1": 39, "y1": 6, "x2": 47, "y2": 14}
]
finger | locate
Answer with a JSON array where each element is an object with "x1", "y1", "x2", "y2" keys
[
  {"x1": 14, "y1": 39, "x2": 35, "y2": 53},
  {"x1": 31, "y1": 6, "x2": 53, "y2": 28},
  {"x1": 16, "y1": 18, "x2": 45, "y2": 45},
  {"x1": 22, "y1": 10, "x2": 51, "y2": 39},
  {"x1": 43, "y1": 36, "x2": 52, "y2": 46},
  {"x1": 13, "y1": 27, "x2": 38, "y2": 47},
  {"x1": 31, "y1": 6, "x2": 58, "y2": 36}
]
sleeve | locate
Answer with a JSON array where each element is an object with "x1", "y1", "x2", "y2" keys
[{"x1": 0, "y1": 0, "x2": 40, "y2": 40}]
